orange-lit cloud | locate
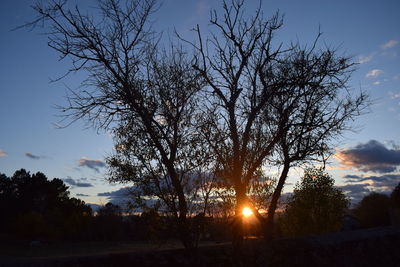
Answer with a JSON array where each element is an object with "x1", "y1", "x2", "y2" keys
[
  {"x1": 336, "y1": 140, "x2": 400, "y2": 173},
  {"x1": 0, "y1": 149, "x2": 7, "y2": 157}
]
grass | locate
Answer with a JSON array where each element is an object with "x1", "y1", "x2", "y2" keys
[
  {"x1": 0, "y1": 240, "x2": 180, "y2": 261},
  {"x1": 0, "y1": 239, "x2": 230, "y2": 263}
]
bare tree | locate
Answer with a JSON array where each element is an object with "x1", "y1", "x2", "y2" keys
[
  {"x1": 182, "y1": 0, "x2": 368, "y2": 246},
  {"x1": 263, "y1": 43, "x2": 367, "y2": 239},
  {"x1": 25, "y1": 0, "x2": 210, "y2": 250}
]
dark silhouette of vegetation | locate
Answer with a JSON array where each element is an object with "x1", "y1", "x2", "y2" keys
[
  {"x1": 0, "y1": 169, "x2": 92, "y2": 241},
  {"x1": 391, "y1": 183, "x2": 400, "y2": 209},
  {"x1": 390, "y1": 183, "x2": 400, "y2": 226},
  {"x1": 93, "y1": 202, "x2": 125, "y2": 241},
  {"x1": 182, "y1": 0, "x2": 368, "y2": 246},
  {"x1": 279, "y1": 168, "x2": 349, "y2": 237},
  {"x1": 0, "y1": 169, "x2": 232, "y2": 244},
  {"x1": 354, "y1": 192, "x2": 391, "y2": 228},
  {"x1": 23, "y1": 0, "x2": 369, "y2": 254},
  {"x1": 24, "y1": 0, "x2": 215, "y2": 251}
]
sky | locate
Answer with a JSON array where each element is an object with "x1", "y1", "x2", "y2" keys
[{"x1": 0, "y1": 0, "x2": 399, "y2": 207}]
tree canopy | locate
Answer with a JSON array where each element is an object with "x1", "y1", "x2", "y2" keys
[
  {"x1": 184, "y1": 0, "x2": 367, "y2": 243},
  {"x1": 354, "y1": 192, "x2": 391, "y2": 228},
  {"x1": 24, "y1": 0, "x2": 368, "y2": 250},
  {"x1": 280, "y1": 168, "x2": 349, "y2": 237},
  {"x1": 391, "y1": 183, "x2": 400, "y2": 209},
  {"x1": 0, "y1": 169, "x2": 92, "y2": 240}
]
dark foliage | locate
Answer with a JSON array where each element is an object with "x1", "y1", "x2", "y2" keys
[
  {"x1": 0, "y1": 169, "x2": 233, "y2": 243},
  {"x1": 181, "y1": 0, "x2": 368, "y2": 246},
  {"x1": 354, "y1": 192, "x2": 391, "y2": 228},
  {"x1": 391, "y1": 183, "x2": 400, "y2": 209},
  {"x1": 280, "y1": 168, "x2": 349, "y2": 237},
  {"x1": 22, "y1": 0, "x2": 369, "y2": 251},
  {"x1": 0, "y1": 169, "x2": 92, "y2": 240}
]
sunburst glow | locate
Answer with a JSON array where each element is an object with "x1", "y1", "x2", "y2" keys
[{"x1": 242, "y1": 207, "x2": 253, "y2": 217}]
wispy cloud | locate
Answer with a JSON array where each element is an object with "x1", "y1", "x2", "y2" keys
[
  {"x1": 98, "y1": 187, "x2": 131, "y2": 198},
  {"x1": 366, "y1": 69, "x2": 383, "y2": 78},
  {"x1": 381, "y1": 40, "x2": 399, "y2": 50},
  {"x1": 339, "y1": 173, "x2": 400, "y2": 205},
  {"x1": 25, "y1": 152, "x2": 42, "y2": 160},
  {"x1": 336, "y1": 140, "x2": 400, "y2": 173},
  {"x1": 342, "y1": 173, "x2": 399, "y2": 193},
  {"x1": 0, "y1": 149, "x2": 7, "y2": 157},
  {"x1": 357, "y1": 54, "x2": 373, "y2": 64},
  {"x1": 98, "y1": 187, "x2": 134, "y2": 207},
  {"x1": 78, "y1": 157, "x2": 105, "y2": 172},
  {"x1": 64, "y1": 177, "x2": 93, "y2": 187},
  {"x1": 338, "y1": 183, "x2": 371, "y2": 205},
  {"x1": 373, "y1": 81, "x2": 381, "y2": 85},
  {"x1": 389, "y1": 92, "x2": 400, "y2": 99}
]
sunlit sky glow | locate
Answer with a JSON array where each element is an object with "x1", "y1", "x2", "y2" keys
[
  {"x1": 1, "y1": 0, "x2": 399, "y2": 207},
  {"x1": 242, "y1": 207, "x2": 253, "y2": 217}
]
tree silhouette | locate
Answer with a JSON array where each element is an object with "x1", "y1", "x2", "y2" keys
[
  {"x1": 354, "y1": 192, "x2": 391, "y2": 228},
  {"x1": 0, "y1": 169, "x2": 92, "y2": 240},
  {"x1": 25, "y1": 0, "x2": 212, "y2": 250},
  {"x1": 280, "y1": 168, "x2": 349, "y2": 237},
  {"x1": 390, "y1": 183, "x2": 400, "y2": 225},
  {"x1": 391, "y1": 183, "x2": 400, "y2": 209},
  {"x1": 183, "y1": 0, "x2": 368, "y2": 245},
  {"x1": 24, "y1": 0, "x2": 369, "y2": 251}
]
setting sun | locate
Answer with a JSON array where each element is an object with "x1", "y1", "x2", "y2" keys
[{"x1": 242, "y1": 207, "x2": 253, "y2": 217}]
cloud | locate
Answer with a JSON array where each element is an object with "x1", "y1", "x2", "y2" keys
[
  {"x1": 63, "y1": 177, "x2": 93, "y2": 187},
  {"x1": 366, "y1": 69, "x2": 383, "y2": 78},
  {"x1": 340, "y1": 183, "x2": 370, "y2": 194},
  {"x1": 25, "y1": 152, "x2": 41, "y2": 160},
  {"x1": 338, "y1": 183, "x2": 371, "y2": 205},
  {"x1": 372, "y1": 81, "x2": 381, "y2": 85},
  {"x1": 97, "y1": 187, "x2": 135, "y2": 208},
  {"x1": 341, "y1": 173, "x2": 400, "y2": 205},
  {"x1": 343, "y1": 174, "x2": 400, "y2": 189},
  {"x1": 78, "y1": 157, "x2": 105, "y2": 172},
  {"x1": 98, "y1": 187, "x2": 131, "y2": 198},
  {"x1": 367, "y1": 174, "x2": 400, "y2": 189},
  {"x1": 76, "y1": 193, "x2": 90, "y2": 197},
  {"x1": 336, "y1": 140, "x2": 400, "y2": 173},
  {"x1": 0, "y1": 149, "x2": 7, "y2": 157},
  {"x1": 342, "y1": 174, "x2": 363, "y2": 180},
  {"x1": 389, "y1": 92, "x2": 400, "y2": 99},
  {"x1": 381, "y1": 40, "x2": 399, "y2": 50},
  {"x1": 357, "y1": 54, "x2": 373, "y2": 64}
]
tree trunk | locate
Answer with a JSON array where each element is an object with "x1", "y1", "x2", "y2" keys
[
  {"x1": 232, "y1": 184, "x2": 246, "y2": 264},
  {"x1": 264, "y1": 162, "x2": 290, "y2": 241}
]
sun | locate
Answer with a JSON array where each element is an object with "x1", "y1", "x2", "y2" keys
[{"x1": 242, "y1": 207, "x2": 253, "y2": 217}]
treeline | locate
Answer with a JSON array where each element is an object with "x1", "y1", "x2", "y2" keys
[
  {"x1": 0, "y1": 169, "x2": 233, "y2": 243},
  {"x1": 1, "y1": 169, "x2": 399, "y2": 244},
  {"x1": 352, "y1": 188, "x2": 400, "y2": 229},
  {"x1": 275, "y1": 168, "x2": 400, "y2": 238}
]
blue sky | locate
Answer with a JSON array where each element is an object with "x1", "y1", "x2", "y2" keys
[{"x1": 1, "y1": 0, "x2": 399, "y2": 206}]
